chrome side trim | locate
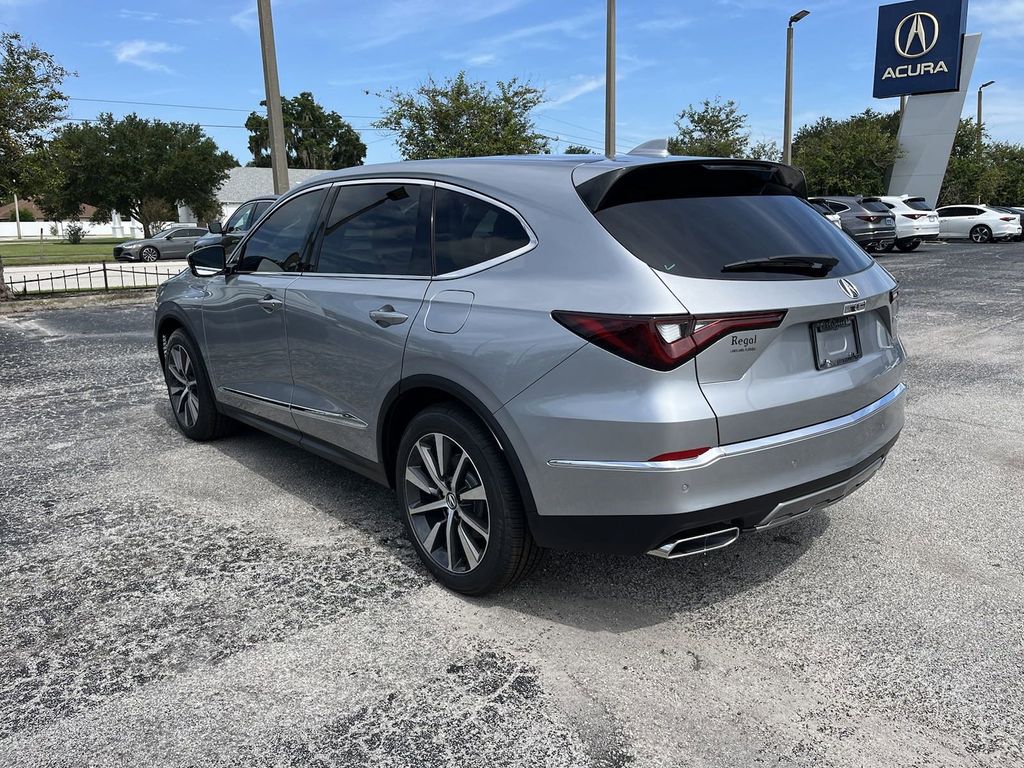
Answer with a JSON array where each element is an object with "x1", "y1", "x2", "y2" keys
[
  {"x1": 547, "y1": 383, "x2": 906, "y2": 473},
  {"x1": 290, "y1": 403, "x2": 368, "y2": 430},
  {"x1": 217, "y1": 387, "x2": 367, "y2": 430}
]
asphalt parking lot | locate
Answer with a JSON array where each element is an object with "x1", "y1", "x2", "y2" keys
[{"x1": 1, "y1": 241, "x2": 1022, "y2": 767}]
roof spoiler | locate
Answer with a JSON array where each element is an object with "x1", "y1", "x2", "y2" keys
[{"x1": 627, "y1": 139, "x2": 670, "y2": 158}]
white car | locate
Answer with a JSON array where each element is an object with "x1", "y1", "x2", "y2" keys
[
  {"x1": 874, "y1": 196, "x2": 940, "y2": 252},
  {"x1": 935, "y1": 205, "x2": 1023, "y2": 243}
]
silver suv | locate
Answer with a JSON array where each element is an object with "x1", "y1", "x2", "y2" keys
[{"x1": 155, "y1": 155, "x2": 906, "y2": 595}]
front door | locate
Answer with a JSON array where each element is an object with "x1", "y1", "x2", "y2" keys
[
  {"x1": 202, "y1": 187, "x2": 330, "y2": 429},
  {"x1": 285, "y1": 181, "x2": 434, "y2": 461}
]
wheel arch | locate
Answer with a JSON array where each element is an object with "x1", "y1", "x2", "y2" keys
[
  {"x1": 378, "y1": 374, "x2": 537, "y2": 515},
  {"x1": 155, "y1": 305, "x2": 198, "y2": 367}
]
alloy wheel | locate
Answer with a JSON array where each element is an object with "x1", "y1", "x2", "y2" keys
[
  {"x1": 166, "y1": 344, "x2": 200, "y2": 429},
  {"x1": 141, "y1": 247, "x2": 158, "y2": 262},
  {"x1": 970, "y1": 226, "x2": 990, "y2": 243},
  {"x1": 404, "y1": 433, "x2": 490, "y2": 573}
]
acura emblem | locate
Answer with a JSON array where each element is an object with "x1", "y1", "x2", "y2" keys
[
  {"x1": 839, "y1": 279, "x2": 860, "y2": 299},
  {"x1": 894, "y1": 12, "x2": 940, "y2": 59}
]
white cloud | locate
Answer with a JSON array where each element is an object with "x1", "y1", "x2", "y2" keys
[
  {"x1": 356, "y1": 0, "x2": 527, "y2": 49},
  {"x1": 118, "y1": 8, "x2": 200, "y2": 24},
  {"x1": 230, "y1": 5, "x2": 257, "y2": 31},
  {"x1": 544, "y1": 75, "x2": 605, "y2": 108},
  {"x1": 467, "y1": 53, "x2": 496, "y2": 66},
  {"x1": 636, "y1": 16, "x2": 692, "y2": 32},
  {"x1": 971, "y1": 0, "x2": 1024, "y2": 39},
  {"x1": 112, "y1": 40, "x2": 183, "y2": 73}
]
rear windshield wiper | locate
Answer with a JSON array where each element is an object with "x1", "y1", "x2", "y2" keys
[{"x1": 721, "y1": 254, "x2": 839, "y2": 276}]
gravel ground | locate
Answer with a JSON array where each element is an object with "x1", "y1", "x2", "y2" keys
[{"x1": 1, "y1": 242, "x2": 1021, "y2": 767}]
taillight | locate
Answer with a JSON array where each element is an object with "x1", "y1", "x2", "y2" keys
[
  {"x1": 902, "y1": 213, "x2": 926, "y2": 220},
  {"x1": 552, "y1": 310, "x2": 787, "y2": 371},
  {"x1": 857, "y1": 215, "x2": 882, "y2": 223},
  {"x1": 1000, "y1": 216, "x2": 1015, "y2": 222}
]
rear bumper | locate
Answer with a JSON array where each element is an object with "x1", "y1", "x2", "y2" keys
[{"x1": 521, "y1": 383, "x2": 906, "y2": 554}]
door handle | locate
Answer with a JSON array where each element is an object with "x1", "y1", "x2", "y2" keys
[
  {"x1": 257, "y1": 295, "x2": 284, "y2": 313},
  {"x1": 369, "y1": 305, "x2": 409, "y2": 327}
]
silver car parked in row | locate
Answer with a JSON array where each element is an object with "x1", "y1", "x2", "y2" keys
[
  {"x1": 155, "y1": 155, "x2": 906, "y2": 594},
  {"x1": 114, "y1": 225, "x2": 208, "y2": 262},
  {"x1": 936, "y1": 204, "x2": 1023, "y2": 242},
  {"x1": 820, "y1": 197, "x2": 897, "y2": 252}
]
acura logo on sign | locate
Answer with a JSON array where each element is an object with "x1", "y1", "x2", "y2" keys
[
  {"x1": 894, "y1": 12, "x2": 940, "y2": 58},
  {"x1": 839, "y1": 279, "x2": 860, "y2": 299}
]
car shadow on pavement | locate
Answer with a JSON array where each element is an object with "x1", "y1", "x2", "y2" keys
[{"x1": 154, "y1": 404, "x2": 828, "y2": 633}]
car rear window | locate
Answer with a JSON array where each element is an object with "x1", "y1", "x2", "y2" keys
[
  {"x1": 578, "y1": 163, "x2": 873, "y2": 281},
  {"x1": 861, "y1": 200, "x2": 891, "y2": 213},
  {"x1": 905, "y1": 198, "x2": 933, "y2": 211}
]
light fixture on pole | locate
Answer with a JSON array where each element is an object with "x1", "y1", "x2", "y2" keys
[
  {"x1": 977, "y1": 80, "x2": 995, "y2": 156},
  {"x1": 605, "y1": 0, "x2": 616, "y2": 158},
  {"x1": 783, "y1": 9, "x2": 810, "y2": 165}
]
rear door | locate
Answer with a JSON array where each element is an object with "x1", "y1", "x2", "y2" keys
[
  {"x1": 577, "y1": 161, "x2": 904, "y2": 443},
  {"x1": 284, "y1": 180, "x2": 433, "y2": 461}
]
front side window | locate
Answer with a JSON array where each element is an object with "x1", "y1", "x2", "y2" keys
[
  {"x1": 235, "y1": 188, "x2": 328, "y2": 273},
  {"x1": 434, "y1": 187, "x2": 531, "y2": 274},
  {"x1": 315, "y1": 184, "x2": 430, "y2": 276},
  {"x1": 225, "y1": 203, "x2": 255, "y2": 233}
]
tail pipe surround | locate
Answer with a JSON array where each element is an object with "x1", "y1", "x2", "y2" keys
[{"x1": 647, "y1": 526, "x2": 740, "y2": 560}]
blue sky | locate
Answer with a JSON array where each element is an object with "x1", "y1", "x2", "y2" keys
[{"x1": 2, "y1": 0, "x2": 1022, "y2": 165}]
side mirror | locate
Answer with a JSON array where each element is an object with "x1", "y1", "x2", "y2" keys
[
  {"x1": 208, "y1": 220, "x2": 223, "y2": 234},
  {"x1": 188, "y1": 244, "x2": 227, "y2": 277}
]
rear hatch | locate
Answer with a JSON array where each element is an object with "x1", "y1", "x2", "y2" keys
[{"x1": 575, "y1": 160, "x2": 904, "y2": 444}]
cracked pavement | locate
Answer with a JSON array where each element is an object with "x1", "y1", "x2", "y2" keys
[{"x1": 1, "y1": 242, "x2": 1022, "y2": 767}]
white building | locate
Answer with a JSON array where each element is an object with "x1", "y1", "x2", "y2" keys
[{"x1": 178, "y1": 167, "x2": 330, "y2": 225}]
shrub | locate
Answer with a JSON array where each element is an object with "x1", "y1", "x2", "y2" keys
[
  {"x1": 6, "y1": 206, "x2": 36, "y2": 222},
  {"x1": 65, "y1": 223, "x2": 85, "y2": 244}
]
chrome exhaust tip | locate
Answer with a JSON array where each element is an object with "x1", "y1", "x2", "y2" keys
[{"x1": 647, "y1": 526, "x2": 740, "y2": 560}]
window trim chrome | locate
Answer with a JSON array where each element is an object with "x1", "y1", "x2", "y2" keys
[{"x1": 547, "y1": 383, "x2": 906, "y2": 473}]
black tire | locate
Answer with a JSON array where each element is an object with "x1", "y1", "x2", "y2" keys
[
  {"x1": 896, "y1": 238, "x2": 921, "y2": 252},
  {"x1": 877, "y1": 241, "x2": 896, "y2": 253},
  {"x1": 141, "y1": 246, "x2": 160, "y2": 262},
  {"x1": 162, "y1": 328, "x2": 233, "y2": 441},
  {"x1": 970, "y1": 225, "x2": 992, "y2": 244},
  {"x1": 395, "y1": 404, "x2": 542, "y2": 595}
]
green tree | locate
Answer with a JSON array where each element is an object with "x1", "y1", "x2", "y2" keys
[
  {"x1": 791, "y1": 109, "x2": 901, "y2": 196},
  {"x1": 0, "y1": 32, "x2": 73, "y2": 299},
  {"x1": 564, "y1": 144, "x2": 594, "y2": 154},
  {"x1": 375, "y1": 72, "x2": 549, "y2": 160},
  {"x1": 669, "y1": 97, "x2": 751, "y2": 158},
  {"x1": 40, "y1": 114, "x2": 236, "y2": 237},
  {"x1": 246, "y1": 91, "x2": 366, "y2": 169}
]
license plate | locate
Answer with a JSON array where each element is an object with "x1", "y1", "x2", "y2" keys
[{"x1": 811, "y1": 316, "x2": 862, "y2": 370}]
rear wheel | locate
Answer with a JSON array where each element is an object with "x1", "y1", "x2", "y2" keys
[
  {"x1": 896, "y1": 238, "x2": 921, "y2": 252},
  {"x1": 396, "y1": 404, "x2": 541, "y2": 595},
  {"x1": 970, "y1": 225, "x2": 992, "y2": 244},
  {"x1": 877, "y1": 241, "x2": 896, "y2": 253},
  {"x1": 162, "y1": 329, "x2": 232, "y2": 441}
]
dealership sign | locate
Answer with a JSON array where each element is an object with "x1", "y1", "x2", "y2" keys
[{"x1": 873, "y1": 0, "x2": 968, "y2": 98}]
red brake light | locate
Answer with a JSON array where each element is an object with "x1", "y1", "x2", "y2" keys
[
  {"x1": 648, "y1": 447, "x2": 711, "y2": 463},
  {"x1": 1000, "y1": 216, "x2": 1015, "y2": 222},
  {"x1": 552, "y1": 310, "x2": 787, "y2": 371},
  {"x1": 902, "y1": 213, "x2": 926, "y2": 220},
  {"x1": 857, "y1": 215, "x2": 882, "y2": 223}
]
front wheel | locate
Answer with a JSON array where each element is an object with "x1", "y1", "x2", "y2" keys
[
  {"x1": 396, "y1": 404, "x2": 541, "y2": 595},
  {"x1": 162, "y1": 329, "x2": 232, "y2": 441},
  {"x1": 896, "y1": 238, "x2": 921, "y2": 252},
  {"x1": 876, "y1": 241, "x2": 896, "y2": 253},
  {"x1": 141, "y1": 246, "x2": 160, "y2": 262},
  {"x1": 970, "y1": 225, "x2": 992, "y2": 244}
]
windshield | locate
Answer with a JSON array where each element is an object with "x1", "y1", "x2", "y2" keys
[
  {"x1": 861, "y1": 201, "x2": 891, "y2": 214},
  {"x1": 905, "y1": 198, "x2": 933, "y2": 211},
  {"x1": 592, "y1": 195, "x2": 873, "y2": 281}
]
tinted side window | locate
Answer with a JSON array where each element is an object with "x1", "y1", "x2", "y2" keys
[
  {"x1": 235, "y1": 188, "x2": 328, "y2": 273},
  {"x1": 827, "y1": 201, "x2": 849, "y2": 213},
  {"x1": 252, "y1": 201, "x2": 273, "y2": 221},
  {"x1": 315, "y1": 184, "x2": 430, "y2": 276},
  {"x1": 225, "y1": 203, "x2": 254, "y2": 233},
  {"x1": 185, "y1": 228, "x2": 207, "y2": 237},
  {"x1": 434, "y1": 188, "x2": 531, "y2": 274}
]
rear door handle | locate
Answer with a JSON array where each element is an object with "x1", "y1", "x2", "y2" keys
[
  {"x1": 369, "y1": 305, "x2": 409, "y2": 327},
  {"x1": 257, "y1": 295, "x2": 284, "y2": 313}
]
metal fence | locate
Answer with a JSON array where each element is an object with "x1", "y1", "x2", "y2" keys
[{"x1": 3, "y1": 263, "x2": 183, "y2": 296}]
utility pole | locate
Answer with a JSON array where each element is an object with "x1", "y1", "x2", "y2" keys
[
  {"x1": 783, "y1": 10, "x2": 810, "y2": 166},
  {"x1": 605, "y1": 0, "x2": 616, "y2": 158},
  {"x1": 257, "y1": 0, "x2": 289, "y2": 194},
  {"x1": 12, "y1": 193, "x2": 22, "y2": 240},
  {"x1": 977, "y1": 80, "x2": 994, "y2": 203}
]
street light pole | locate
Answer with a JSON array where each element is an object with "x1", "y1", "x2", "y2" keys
[
  {"x1": 257, "y1": 0, "x2": 289, "y2": 194},
  {"x1": 977, "y1": 80, "x2": 995, "y2": 204},
  {"x1": 605, "y1": 0, "x2": 616, "y2": 158},
  {"x1": 783, "y1": 10, "x2": 810, "y2": 166}
]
